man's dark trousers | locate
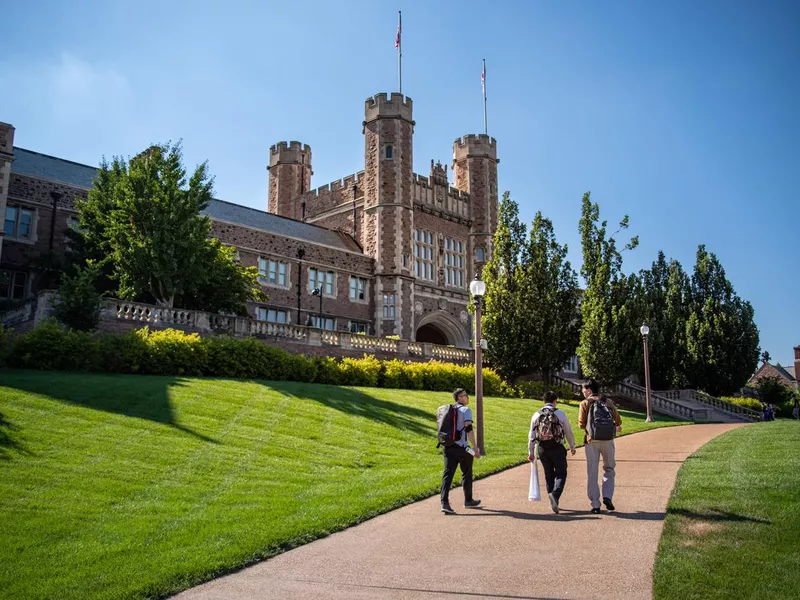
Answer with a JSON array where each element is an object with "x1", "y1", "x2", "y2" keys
[
  {"x1": 440, "y1": 445, "x2": 474, "y2": 506},
  {"x1": 538, "y1": 440, "x2": 568, "y2": 501}
]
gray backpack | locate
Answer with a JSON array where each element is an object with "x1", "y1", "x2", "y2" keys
[{"x1": 588, "y1": 396, "x2": 616, "y2": 441}]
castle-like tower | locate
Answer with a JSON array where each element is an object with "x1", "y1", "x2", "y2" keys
[
  {"x1": 0, "y1": 122, "x2": 15, "y2": 264},
  {"x1": 267, "y1": 141, "x2": 312, "y2": 221},
  {"x1": 362, "y1": 93, "x2": 415, "y2": 338},
  {"x1": 453, "y1": 134, "x2": 499, "y2": 271},
  {"x1": 263, "y1": 92, "x2": 499, "y2": 346}
]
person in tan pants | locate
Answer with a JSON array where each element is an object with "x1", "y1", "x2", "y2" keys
[{"x1": 578, "y1": 379, "x2": 622, "y2": 514}]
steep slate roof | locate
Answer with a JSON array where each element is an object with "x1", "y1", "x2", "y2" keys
[
  {"x1": 774, "y1": 363, "x2": 797, "y2": 383},
  {"x1": 10, "y1": 148, "x2": 361, "y2": 253}
]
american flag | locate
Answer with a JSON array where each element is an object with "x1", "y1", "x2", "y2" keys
[
  {"x1": 481, "y1": 63, "x2": 486, "y2": 94},
  {"x1": 395, "y1": 22, "x2": 401, "y2": 49}
]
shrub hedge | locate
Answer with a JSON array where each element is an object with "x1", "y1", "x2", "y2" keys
[{"x1": 4, "y1": 321, "x2": 564, "y2": 398}]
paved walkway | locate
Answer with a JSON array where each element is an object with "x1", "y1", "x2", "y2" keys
[{"x1": 174, "y1": 423, "x2": 743, "y2": 600}]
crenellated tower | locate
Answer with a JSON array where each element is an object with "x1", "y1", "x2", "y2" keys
[
  {"x1": 267, "y1": 141, "x2": 312, "y2": 220},
  {"x1": 452, "y1": 134, "x2": 499, "y2": 275},
  {"x1": 363, "y1": 92, "x2": 415, "y2": 338},
  {"x1": 0, "y1": 122, "x2": 15, "y2": 264}
]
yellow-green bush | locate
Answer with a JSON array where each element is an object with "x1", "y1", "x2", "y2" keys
[
  {"x1": 6, "y1": 322, "x2": 529, "y2": 397},
  {"x1": 137, "y1": 328, "x2": 209, "y2": 376}
]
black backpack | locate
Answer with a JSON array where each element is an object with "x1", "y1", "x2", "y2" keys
[
  {"x1": 588, "y1": 396, "x2": 616, "y2": 441},
  {"x1": 436, "y1": 403, "x2": 462, "y2": 448},
  {"x1": 536, "y1": 406, "x2": 564, "y2": 444}
]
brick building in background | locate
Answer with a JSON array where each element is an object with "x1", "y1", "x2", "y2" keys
[{"x1": 0, "y1": 93, "x2": 499, "y2": 348}]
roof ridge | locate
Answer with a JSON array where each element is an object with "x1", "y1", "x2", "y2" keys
[{"x1": 14, "y1": 147, "x2": 99, "y2": 171}]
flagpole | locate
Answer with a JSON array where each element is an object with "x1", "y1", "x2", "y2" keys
[
  {"x1": 482, "y1": 58, "x2": 488, "y2": 135},
  {"x1": 398, "y1": 11, "x2": 403, "y2": 94}
]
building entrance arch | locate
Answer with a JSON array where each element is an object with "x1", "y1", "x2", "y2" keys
[{"x1": 415, "y1": 310, "x2": 470, "y2": 348}]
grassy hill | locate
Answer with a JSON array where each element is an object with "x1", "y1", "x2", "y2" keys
[{"x1": 0, "y1": 370, "x2": 683, "y2": 600}]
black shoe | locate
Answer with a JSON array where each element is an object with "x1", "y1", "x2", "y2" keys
[
  {"x1": 464, "y1": 499, "x2": 481, "y2": 508},
  {"x1": 603, "y1": 497, "x2": 615, "y2": 511},
  {"x1": 590, "y1": 507, "x2": 601, "y2": 514},
  {"x1": 548, "y1": 493, "x2": 560, "y2": 514},
  {"x1": 441, "y1": 504, "x2": 455, "y2": 514}
]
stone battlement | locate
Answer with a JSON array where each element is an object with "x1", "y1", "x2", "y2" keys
[
  {"x1": 304, "y1": 171, "x2": 365, "y2": 198},
  {"x1": 411, "y1": 172, "x2": 470, "y2": 202},
  {"x1": 365, "y1": 93, "x2": 413, "y2": 122},
  {"x1": 268, "y1": 141, "x2": 312, "y2": 168},
  {"x1": 453, "y1": 134, "x2": 497, "y2": 161}
]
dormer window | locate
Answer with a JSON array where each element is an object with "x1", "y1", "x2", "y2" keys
[{"x1": 385, "y1": 145, "x2": 394, "y2": 159}]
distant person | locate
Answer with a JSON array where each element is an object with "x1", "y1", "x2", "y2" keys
[
  {"x1": 578, "y1": 379, "x2": 622, "y2": 514},
  {"x1": 528, "y1": 390, "x2": 576, "y2": 514},
  {"x1": 438, "y1": 388, "x2": 481, "y2": 514}
]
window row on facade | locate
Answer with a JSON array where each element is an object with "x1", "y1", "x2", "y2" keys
[
  {"x1": 413, "y1": 228, "x2": 479, "y2": 289},
  {"x1": 254, "y1": 305, "x2": 369, "y2": 334}
]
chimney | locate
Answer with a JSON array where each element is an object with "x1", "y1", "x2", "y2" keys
[{"x1": 794, "y1": 346, "x2": 800, "y2": 387}]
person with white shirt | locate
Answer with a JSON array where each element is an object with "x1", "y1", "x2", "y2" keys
[{"x1": 528, "y1": 390, "x2": 576, "y2": 514}]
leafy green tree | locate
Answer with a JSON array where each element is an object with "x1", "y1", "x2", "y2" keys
[
  {"x1": 75, "y1": 142, "x2": 265, "y2": 313},
  {"x1": 54, "y1": 263, "x2": 103, "y2": 331},
  {"x1": 519, "y1": 212, "x2": 580, "y2": 382},
  {"x1": 635, "y1": 252, "x2": 691, "y2": 389},
  {"x1": 577, "y1": 192, "x2": 640, "y2": 386},
  {"x1": 684, "y1": 245, "x2": 759, "y2": 396},
  {"x1": 481, "y1": 192, "x2": 529, "y2": 380}
]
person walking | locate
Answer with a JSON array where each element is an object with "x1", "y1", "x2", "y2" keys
[
  {"x1": 440, "y1": 388, "x2": 481, "y2": 514},
  {"x1": 578, "y1": 379, "x2": 622, "y2": 514},
  {"x1": 528, "y1": 390, "x2": 576, "y2": 514}
]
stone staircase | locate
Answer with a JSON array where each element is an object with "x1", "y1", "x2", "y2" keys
[{"x1": 552, "y1": 376, "x2": 757, "y2": 423}]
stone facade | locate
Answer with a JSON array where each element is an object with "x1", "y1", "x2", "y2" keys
[{"x1": 1, "y1": 92, "x2": 500, "y2": 348}]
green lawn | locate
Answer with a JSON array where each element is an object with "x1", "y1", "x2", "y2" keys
[
  {"x1": 653, "y1": 421, "x2": 800, "y2": 600},
  {"x1": 0, "y1": 370, "x2": 682, "y2": 600}
]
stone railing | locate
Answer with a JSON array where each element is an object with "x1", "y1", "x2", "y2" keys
[
  {"x1": 3, "y1": 294, "x2": 475, "y2": 364},
  {"x1": 655, "y1": 388, "x2": 760, "y2": 421},
  {"x1": 613, "y1": 381, "x2": 695, "y2": 421},
  {"x1": 689, "y1": 390, "x2": 760, "y2": 421},
  {"x1": 0, "y1": 299, "x2": 34, "y2": 327},
  {"x1": 109, "y1": 299, "x2": 473, "y2": 363},
  {"x1": 116, "y1": 301, "x2": 194, "y2": 326}
]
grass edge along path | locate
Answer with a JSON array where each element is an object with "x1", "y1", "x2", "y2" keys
[
  {"x1": 0, "y1": 370, "x2": 685, "y2": 600},
  {"x1": 653, "y1": 420, "x2": 800, "y2": 600}
]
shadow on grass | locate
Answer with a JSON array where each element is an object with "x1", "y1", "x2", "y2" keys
[
  {"x1": 264, "y1": 381, "x2": 433, "y2": 437},
  {"x1": 669, "y1": 507, "x2": 771, "y2": 524},
  {"x1": 0, "y1": 370, "x2": 217, "y2": 444},
  {"x1": 0, "y1": 411, "x2": 32, "y2": 460}
]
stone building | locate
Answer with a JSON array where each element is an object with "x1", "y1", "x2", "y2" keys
[{"x1": 0, "y1": 93, "x2": 498, "y2": 348}]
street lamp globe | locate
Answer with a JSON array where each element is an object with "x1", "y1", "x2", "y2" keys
[
  {"x1": 640, "y1": 323, "x2": 650, "y2": 336},
  {"x1": 470, "y1": 278, "x2": 486, "y2": 298}
]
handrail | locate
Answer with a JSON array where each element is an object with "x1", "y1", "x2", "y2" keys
[
  {"x1": 690, "y1": 389, "x2": 760, "y2": 421},
  {"x1": 612, "y1": 381, "x2": 695, "y2": 421}
]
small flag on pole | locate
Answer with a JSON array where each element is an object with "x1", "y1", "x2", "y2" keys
[
  {"x1": 482, "y1": 59, "x2": 488, "y2": 135},
  {"x1": 396, "y1": 11, "x2": 403, "y2": 94},
  {"x1": 481, "y1": 62, "x2": 486, "y2": 94},
  {"x1": 395, "y1": 18, "x2": 401, "y2": 49}
]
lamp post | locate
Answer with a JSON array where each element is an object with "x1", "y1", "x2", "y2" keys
[
  {"x1": 470, "y1": 276, "x2": 487, "y2": 455},
  {"x1": 296, "y1": 248, "x2": 305, "y2": 325},
  {"x1": 311, "y1": 287, "x2": 323, "y2": 328},
  {"x1": 640, "y1": 323, "x2": 654, "y2": 422}
]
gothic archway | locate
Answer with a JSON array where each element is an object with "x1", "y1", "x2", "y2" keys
[{"x1": 415, "y1": 310, "x2": 470, "y2": 348}]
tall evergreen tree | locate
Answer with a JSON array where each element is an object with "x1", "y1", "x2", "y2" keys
[
  {"x1": 577, "y1": 192, "x2": 640, "y2": 386},
  {"x1": 684, "y1": 245, "x2": 760, "y2": 395},
  {"x1": 635, "y1": 252, "x2": 691, "y2": 389},
  {"x1": 519, "y1": 212, "x2": 580, "y2": 382},
  {"x1": 482, "y1": 192, "x2": 529, "y2": 380}
]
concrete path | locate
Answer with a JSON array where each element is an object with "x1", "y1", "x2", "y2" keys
[{"x1": 174, "y1": 423, "x2": 743, "y2": 600}]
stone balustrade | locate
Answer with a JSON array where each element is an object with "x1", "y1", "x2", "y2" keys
[
  {"x1": 614, "y1": 381, "x2": 696, "y2": 421},
  {"x1": 1, "y1": 292, "x2": 473, "y2": 364}
]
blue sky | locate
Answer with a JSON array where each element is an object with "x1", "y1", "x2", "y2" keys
[{"x1": 2, "y1": 0, "x2": 798, "y2": 366}]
